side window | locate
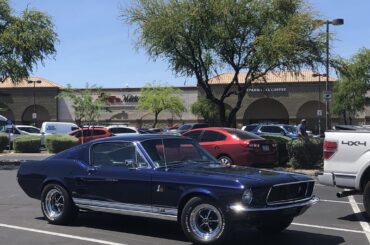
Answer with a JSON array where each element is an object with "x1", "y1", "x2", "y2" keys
[
  {"x1": 93, "y1": 130, "x2": 106, "y2": 136},
  {"x1": 91, "y1": 142, "x2": 148, "y2": 168},
  {"x1": 183, "y1": 131, "x2": 202, "y2": 141},
  {"x1": 110, "y1": 128, "x2": 136, "y2": 134},
  {"x1": 200, "y1": 131, "x2": 226, "y2": 142},
  {"x1": 260, "y1": 126, "x2": 281, "y2": 133}
]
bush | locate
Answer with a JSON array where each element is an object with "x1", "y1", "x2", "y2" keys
[
  {"x1": 45, "y1": 134, "x2": 79, "y2": 153},
  {"x1": 0, "y1": 133, "x2": 8, "y2": 152},
  {"x1": 287, "y1": 138, "x2": 324, "y2": 169},
  {"x1": 13, "y1": 135, "x2": 41, "y2": 153},
  {"x1": 260, "y1": 134, "x2": 292, "y2": 166}
]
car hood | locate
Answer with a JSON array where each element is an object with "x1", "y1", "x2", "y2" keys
[{"x1": 163, "y1": 163, "x2": 312, "y2": 186}]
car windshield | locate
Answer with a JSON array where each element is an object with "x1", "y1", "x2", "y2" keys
[
  {"x1": 245, "y1": 125, "x2": 258, "y2": 131},
  {"x1": 283, "y1": 125, "x2": 297, "y2": 133},
  {"x1": 178, "y1": 124, "x2": 192, "y2": 131},
  {"x1": 140, "y1": 138, "x2": 218, "y2": 167},
  {"x1": 18, "y1": 127, "x2": 40, "y2": 134}
]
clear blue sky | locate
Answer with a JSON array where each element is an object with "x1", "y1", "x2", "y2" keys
[{"x1": 12, "y1": 0, "x2": 370, "y2": 88}]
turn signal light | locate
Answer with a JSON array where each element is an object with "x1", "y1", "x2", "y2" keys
[{"x1": 323, "y1": 140, "x2": 338, "y2": 159}]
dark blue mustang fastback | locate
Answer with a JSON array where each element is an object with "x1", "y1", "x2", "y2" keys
[{"x1": 17, "y1": 134, "x2": 319, "y2": 244}]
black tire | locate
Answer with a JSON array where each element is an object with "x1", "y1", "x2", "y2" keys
[
  {"x1": 181, "y1": 197, "x2": 230, "y2": 245},
  {"x1": 363, "y1": 181, "x2": 370, "y2": 217},
  {"x1": 256, "y1": 216, "x2": 293, "y2": 234},
  {"x1": 41, "y1": 183, "x2": 78, "y2": 225},
  {"x1": 218, "y1": 155, "x2": 233, "y2": 166}
]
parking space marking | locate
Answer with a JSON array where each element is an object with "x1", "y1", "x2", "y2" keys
[
  {"x1": 0, "y1": 223, "x2": 128, "y2": 245},
  {"x1": 321, "y1": 199, "x2": 364, "y2": 205},
  {"x1": 348, "y1": 195, "x2": 370, "y2": 243},
  {"x1": 291, "y1": 222, "x2": 366, "y2": 234}
]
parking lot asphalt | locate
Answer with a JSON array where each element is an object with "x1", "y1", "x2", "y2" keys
[{"x1": 1, "y1": 168, "x2": 369, "y2": 245}]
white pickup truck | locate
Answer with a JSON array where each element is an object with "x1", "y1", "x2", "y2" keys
[{"x1": 318, "y1": 129, "x2": 370, "y2": 215}]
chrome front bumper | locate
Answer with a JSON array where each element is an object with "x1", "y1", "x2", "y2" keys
[{"x1": 229, "y1": 196, "x2": 320, "y2": 213}]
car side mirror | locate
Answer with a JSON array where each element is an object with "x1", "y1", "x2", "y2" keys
[{"x1": 124, "y1": 159, "x2": 137, "y2": 168}]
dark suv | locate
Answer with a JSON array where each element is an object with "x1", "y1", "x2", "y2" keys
[
  {"x1": 171, "y1": 123, "x2": 209, "y2": 134},
  {"x1": 242, "y1": 124, "x2": 298, "y2": 138}
]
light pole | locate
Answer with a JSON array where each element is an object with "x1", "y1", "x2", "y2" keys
[
  {"x1": 312, "y1": 72, "x2": 326, "y2": 135},
  {"x1": 27, "y1": 80, "x2": 42, "y2": 126},
  {"x1": 323, "y1": 18, "x2": 344, "y2": 130}
]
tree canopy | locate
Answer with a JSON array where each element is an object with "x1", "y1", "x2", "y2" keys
[
  {"x1": 191, "y1": 98, "x2": 218, "y2": 125},
  {"x1": 58, "y1": 84, "x2": 109, "y2": 126},
  {"x1": 124, "y1": 0, "x2": 326, "y2": 126},
  {"x1": 138, "y1": 82, "x2": 186, "y2": 128},
  {"x1": 332, "y1": 48, "x2": 370, "y2": 124},
  {"x1": 0, "y1": 0, "x2": 57, "y2": 83}
]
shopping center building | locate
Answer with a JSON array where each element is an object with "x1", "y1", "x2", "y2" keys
[{"x1": 0, "y1": 71, "x2": 368, "y2": 132}]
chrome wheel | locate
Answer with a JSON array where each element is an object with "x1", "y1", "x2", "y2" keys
[
  {"x1": 189, "y1": 204, "x2": 223, "y2": 241},
  {"x1": 218, "y1": 156, "x2": 232, "y2": 166},
  {"x1": 43, "y1": 188, "x2": 64, "y2": 220}
]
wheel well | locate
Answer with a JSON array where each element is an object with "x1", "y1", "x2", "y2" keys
[
  {"x1": 217, "y1": 154, "x2": 232, "y2": 160},
  {"x1": 361, "y1": 167, "x2": 370, "y2": 191},
  {"x1": 41, "y1": 180, "x2": 69, "y2": 196},
  {"x1": 177, "y1": 193, "x2": 217, "y2": 222}
]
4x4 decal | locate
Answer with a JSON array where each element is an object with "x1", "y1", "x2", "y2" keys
[{"x1": 341, "y1": 141, "x2": 367, "y2": 146}]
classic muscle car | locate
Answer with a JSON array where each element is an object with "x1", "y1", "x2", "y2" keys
[{"x1": 17, "y1": 134, "x2": 319, "y2": 244}]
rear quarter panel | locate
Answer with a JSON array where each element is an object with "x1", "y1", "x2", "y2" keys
[
  {"x1": 325, "y1": 131, "x2": 370, "y2": 189},
  {"x1": 17, "y1": 159, "x2": 88, "y2": 199}
]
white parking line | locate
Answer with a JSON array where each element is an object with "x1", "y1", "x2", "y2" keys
[
  {"x1": 321, "y1": 199, "x2": 364, "y2": 205},
  {"x1": 291, "y1": 222, "x2": 366, "y2": 234},
  {"x1": 0, "y1": 223, "x2": 128, "y2": 245},
  {"x1": 348, "y1": 195, "x2": 370, "y2": 243}
]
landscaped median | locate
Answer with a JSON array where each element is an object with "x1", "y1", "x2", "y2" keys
[{"x1": 260, "y1": 134, "x2": 324, "y2": 169}]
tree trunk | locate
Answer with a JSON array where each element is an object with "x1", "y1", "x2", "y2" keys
[
  {"x1": 217, "y1": 102, "x2": 226, "y2": 126},
  {"x1": 153, "y1": 111, "x2": 159, "y2": 128},
  {"x1": 342, "y1": 111, "x2": 347, "y2": 125},
  {"x1": 349, "y1": 116, "x2": 353, "y2": 125}
]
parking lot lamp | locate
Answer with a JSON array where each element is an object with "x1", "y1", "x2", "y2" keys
[
  {"x1": 27, "y1": 80, "x2": 42, "y2": 126},
  {"x1": 324, "y1": 18, "x2": 344, "y2": 130},
  {"x1": 312, "y1": 72, "x2": 327, "y2": 135}
]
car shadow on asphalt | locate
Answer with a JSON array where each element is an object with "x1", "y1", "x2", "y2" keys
[
  {"x1": 338, "y1": 211, "x2": 370, "y2": 222},
  {"x1": 41, "y1": 211, "x2": 346, "y2": 245}
]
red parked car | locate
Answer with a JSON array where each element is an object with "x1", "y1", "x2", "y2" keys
[
  {"x1": 183, "y1": 127, "x2": 278, "y2": 166},
  {"x1": 69, "y1": 127, "x2": 112, "y2": 143}
]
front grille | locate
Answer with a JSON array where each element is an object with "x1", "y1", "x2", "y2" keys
[{"x1": 266, "y1": 181, "x2": 314, "y2": 205}]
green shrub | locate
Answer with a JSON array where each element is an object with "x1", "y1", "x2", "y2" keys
[
  {"x1": 45, "y1": 134, "x2": 79, "y2": 153},
  {"x1": 260, "y1": 134, "x2": 292, "y2": 166},
  {"x1": 287, "y1": 138, "x2": 324, "y2": 169},
  {"x1": 13, "y1": 135, "x2": 41, "y2": 153},
  {"x1": 0, "y1": 133, "x2": 8, "y2": 152}
]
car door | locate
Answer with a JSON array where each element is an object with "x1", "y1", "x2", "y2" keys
[
  {"x1": 80, "y1": 141, "x2": 152, "y2": 206},
  {"x1": 198, "y1": 130, "x2": 226, "y2": 157}
]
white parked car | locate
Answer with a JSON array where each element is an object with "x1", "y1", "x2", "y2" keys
[
  {"x1": 105, "y1": 125, "x2": 138, "y2": 135},
  {"x1": 40, "y1": 122, "x2": 79, "y2": 145},
  {"x1": 16, "y1": 125, "x2": 41, "y2": 134}
]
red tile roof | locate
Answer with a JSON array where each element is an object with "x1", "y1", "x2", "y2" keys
[
  {"x1": 0, "y1": 77, "x2": 63, "y2": 89},
  {"x1": 208, "y1": 70, "x2": 336, "y2": 84}
]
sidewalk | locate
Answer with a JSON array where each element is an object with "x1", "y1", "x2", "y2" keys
[{"x1": 0, "y1": 151, "x2": 53, "y2": 164}]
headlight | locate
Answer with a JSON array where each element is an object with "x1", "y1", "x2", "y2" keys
[{"x1": 242, "y1": 188, "x2": 253, "y2": 204}]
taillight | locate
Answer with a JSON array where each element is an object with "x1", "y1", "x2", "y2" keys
[
  {"x1": 242, "y1": 140, "x2": 260, "y2": 149},
  {"x1": 323, "y1": 140, "x2": 338, "y2": 159}
]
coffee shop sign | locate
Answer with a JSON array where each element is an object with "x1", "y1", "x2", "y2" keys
[{"x1": 246, "y1": 87, "x2": 287, "y2": 93}]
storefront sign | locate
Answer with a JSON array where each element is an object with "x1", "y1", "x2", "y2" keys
[
  {"x1": 122, "y1": 94, "x2": 140, "y2": 103},
  {"x1": 246, "y1": 87, "x2": 287, "y2": 93}
]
